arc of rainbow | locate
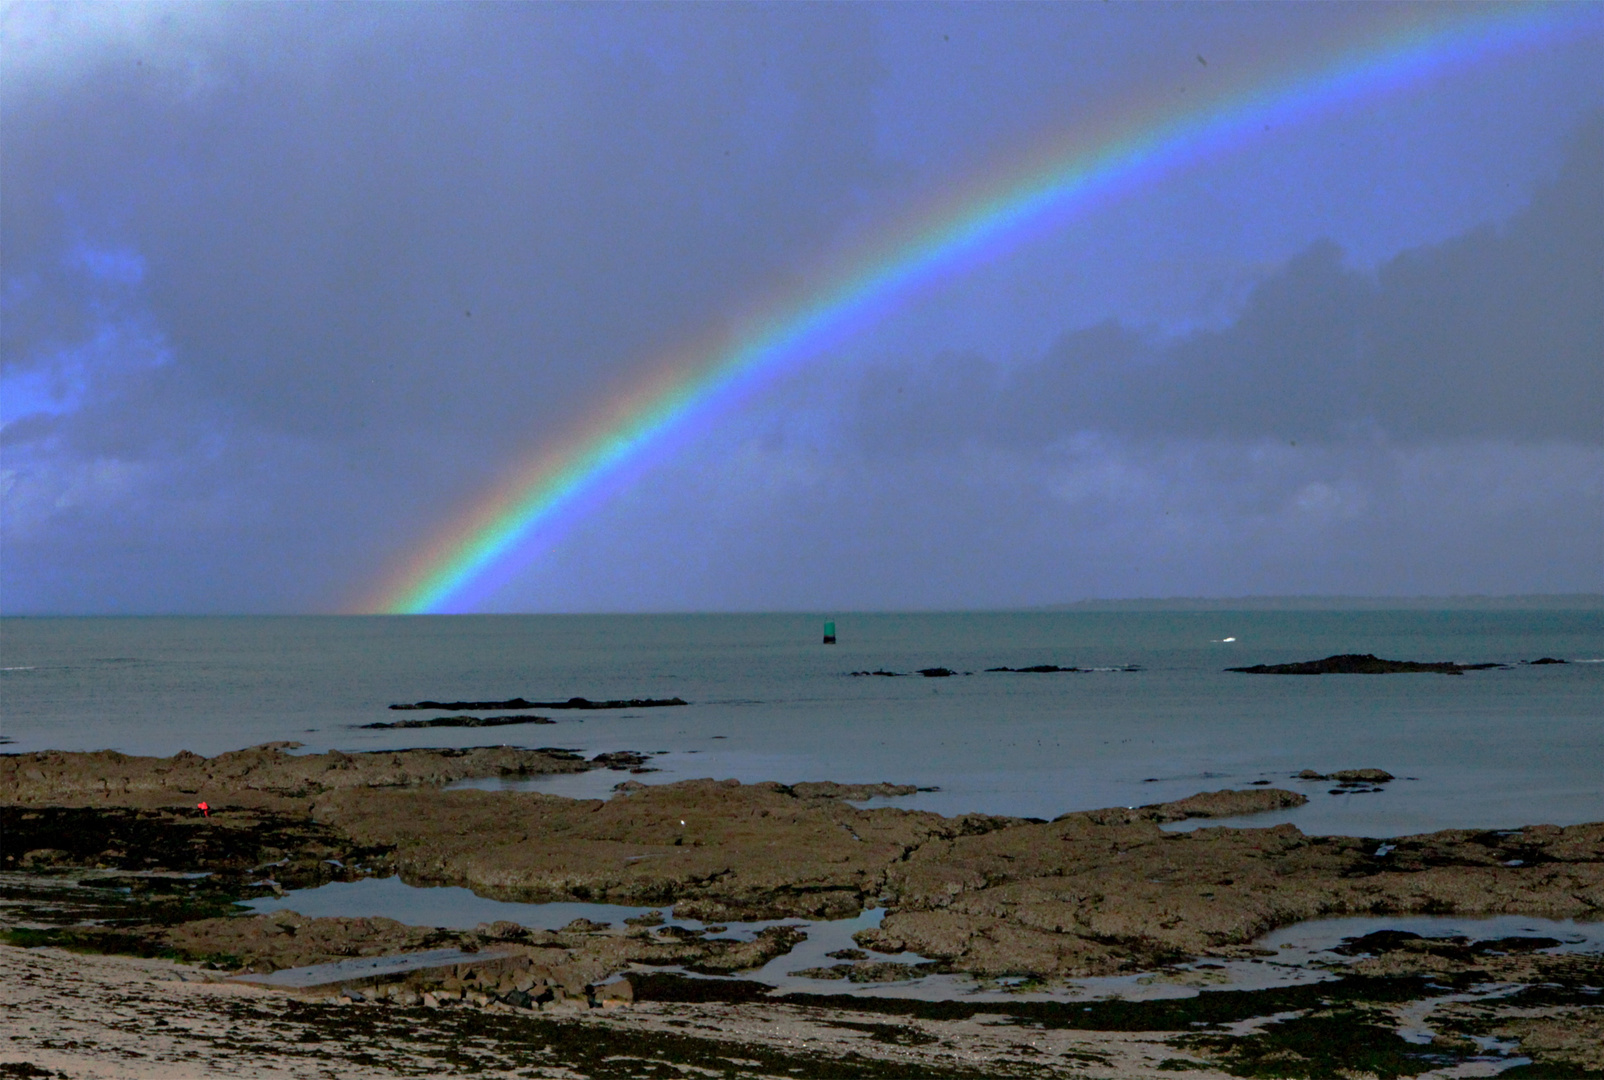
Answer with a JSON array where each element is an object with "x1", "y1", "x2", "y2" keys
[{"x1": 368, "y1": 5, "x2": 1587, "y2": 614}]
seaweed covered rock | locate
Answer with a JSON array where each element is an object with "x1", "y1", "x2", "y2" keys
[
  {"x1": 1228, "y1": 653, "x2": 1505, "y2": 675},
  {"x1": 860, "y1": 818, "x2": 1604, "y2": 977},
  {"x1": 1, "y1": 744, "x2": 591, "y2": 810},
  {"x1": 313, "y1": 778, "x2": 1024, "y2": 920}
]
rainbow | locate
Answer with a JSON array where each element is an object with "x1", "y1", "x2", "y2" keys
[{"x1": 366, "y1": 5, "x2": 1587, "y2": 614}]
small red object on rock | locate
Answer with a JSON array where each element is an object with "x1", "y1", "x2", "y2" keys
[{"x1": 197, "y1": 801, "x2": 210, "y2": 817}]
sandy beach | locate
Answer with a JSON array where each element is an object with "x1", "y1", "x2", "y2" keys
[{"x1": 0, "y1": 943, "x2": 1235, "y2": 1079}]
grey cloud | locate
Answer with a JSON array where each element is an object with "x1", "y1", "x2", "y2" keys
[
  {"x1": 855, "y1": 115, "x2": 1603, "y2": 452},
  {"x1": 487, "y1": 432, "x2": 1603, "y2": 610},
  {"x1": 853, "y1": 350, "x2": 997, "y2": 455},
  {"x1": 4, "y1": 5, "x2": 885, "y2": 444},
  {"x1": 3, "y1": 8, "x2": 1598, "y2": 613},
  {"x1": 1, "y1": 5, "x2": 889, "y2": 612},
  {"x1": 1365, "y1": 114, "x2": 1603, "y2": 441}
]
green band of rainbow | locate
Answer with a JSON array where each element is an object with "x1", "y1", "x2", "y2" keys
[{"x1": 367, "y1": 5, "x2": 1590, "y2": 614}]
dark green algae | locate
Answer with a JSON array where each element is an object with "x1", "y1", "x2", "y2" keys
[
  {"x1": 1, "y1": 804, "x2": 396, "y2": 886},
  {"x1": 1, "y1": 803, "x2": 395, "y2": 963},
  {"x1": 628, "y1": 972, "x2": 1558, "y2": 1078},
  {"x1": 630, "y1": 971, "x2": 1457, "y2": 1031},
  {"x1": 199, "y1": 996, "x2": 1044, "y2": 1079},
  {"x1": 1177, "y1": 1007, "x2": 1454, "y2": 1079}
]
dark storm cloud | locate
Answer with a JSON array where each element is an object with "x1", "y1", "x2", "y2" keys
[
  {"x1": 856, "y1": 116, "x2": 1603, "y2": 453},
  {"x1": 3, "y1": 6, "x2": 1599, "y2": 613},
  {"x1": 5, "y1": 5, "x2": 883, "y2": 442},
  {"x1": 1, "y1": 4, "x2": 888, "y2": 610}
]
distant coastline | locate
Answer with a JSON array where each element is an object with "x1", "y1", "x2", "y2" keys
[
  {"x1": 1036, "y1": 593, "x2": 1604, "y2": 612},
  {"x1": 3, "y1": 594, "x2": 1602, "y2": 618}
]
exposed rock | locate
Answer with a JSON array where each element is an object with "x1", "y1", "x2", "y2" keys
[
  {"x1": 150, "y1": 911, "x2": 809, "y2": 995},
  {"x1": 389, "y1": 697, "x2": 687, "y2": 711},
  {"x1": 787, "y1": 781, "x2": 929, "y2": 800},
  {"x1": 859, "y1": 817, "x2": 1604, "y2": 977},
  {"x1": 165, "y1": 911, "x2": 460, "y2": 972},
  {"x1": 0, "y1": 744, "x2": 590, "y2": 810},
  {"x1": 592, "y1": 977, "x2": 634, "y2": 1006},
  {"x1": 788, "y1": 965, "x2": 851, "y2": 979},
  {"x1": 1295, "y1": 768, "x2": 1395, "y2": 784},
  {"x1": 1527, "y1": 657, "x2": 1568, "y2": 665},
  {"x1": 559, "y1": 918, "x2": 610, "y2": 933},
  {"x1": 359, "y1": 715, "x2": 554, "y2": 730},
  {"x1": 848, "y1": 669, "x2": 971, "y2": 677},
  {"x1": 788, "y1": 961, "x2": 928, "y2": 983},
  {"x1": 1227, "y1": 653, "x2": 1506, "y2": 675},
  {"x1": 985, "y1": 665, "x2": 1080, "y2": 673},
  {"x1": 314, "y1": 778, "x2": 1025, "y2": 920},
  {"x1": 846, "y1": 961, "x2": 931, "y2": 982},
  {"x1": 589, "y1": 751, "x2": 654, "y2": 771},
  {"x1": 1137, "y1": 787, "x2": 1308, "y2": 821},
  {"x1": 1492, "y1": 1009, "x2": 1604, "y2": 1070},
  {"x1": 8, "y1": 749, "x2": 1602, "y2": 985},
  {"x1": 1332, "y1": 768, "x2": 1394, "y2": 783},
  {"x1": 0, "y1": 803, "x2": 396, "y2": 887}
]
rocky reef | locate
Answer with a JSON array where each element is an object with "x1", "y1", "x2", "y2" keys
[
  {"x1": 1227, "y1": 653, "x2": 1507, "y2": 674},
  {"x1": 360, "y1": 714, "x2": 555, "y2": 730},
  {"x1": 8, "y1": 748, "x2": 1600, "y2": 983},
  {"x1": 388, "y1": 697, "x2": 687, "y2": 711},
  {"x1": 860, "y1": 812, "x2": 1602, "y2": 977},
  {"x1": 6, "y1": 746, "x2": 1603, "y2": 1078},
  {"x1": 0, "y1": 743, "x2": 591, "y2": 811}
]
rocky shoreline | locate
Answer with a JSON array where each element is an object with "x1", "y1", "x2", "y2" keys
[{"x1": 3, "y1": 744, "x2": 1601, "y2": 1078}]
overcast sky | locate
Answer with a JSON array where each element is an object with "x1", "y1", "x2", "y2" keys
[{"x1": 3, "y1": 2, "x2": 1600, "y2": 613}]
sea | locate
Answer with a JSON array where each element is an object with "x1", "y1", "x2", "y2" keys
[
  {"x1": 6, "y1": 608, "x2": 1603, "y2": 999},
  {"x1": 4, "y1": 608, "x2": 1601, "y2": 837}
]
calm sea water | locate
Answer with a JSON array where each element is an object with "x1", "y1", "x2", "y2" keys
[{"x1": 3, "y1": 611, "x2": 1600, "y2": 837}]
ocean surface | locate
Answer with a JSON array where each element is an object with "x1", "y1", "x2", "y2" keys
[{"x1": 3, "y1": 610, "x2": 1602, "y2": 837}]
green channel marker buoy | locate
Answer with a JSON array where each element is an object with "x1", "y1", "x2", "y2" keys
[{"x1": 823, "y1": 620, "x2": 836, "y2": 645}]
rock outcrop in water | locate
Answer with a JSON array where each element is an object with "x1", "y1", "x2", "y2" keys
[
  {"x1": 1297, "y1": 768, "x2": 1395, "y2": 783},
  {"x1": 849, "y1": 668, "x2": 967, "y2": 677},
  {"x1": 985, "y1": 664, "x2": 1080, "y2": 673},
  {"x1": 159, "y1": 909, "x2": 808, "y2": 987},
  {"x1": 786, "y1": 781, "x2": 934, "y2": 800},
  {"x1": 1227, "y1": 653, "x2": 1506, "y2": 675},
  {"x1": 361, "y1": 714, "x2": 555, "y2": 730},
  {"x1": 1140, "y1": 786, "x2": 1307, "y2": 819},
  {"x1": 389, "y1": 697, "x2": 687, "y2": 711}
]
